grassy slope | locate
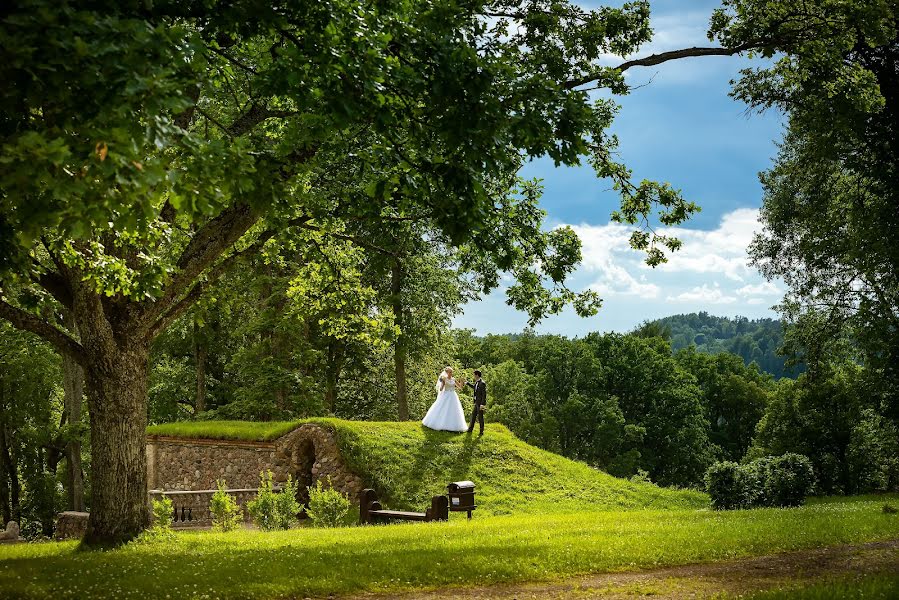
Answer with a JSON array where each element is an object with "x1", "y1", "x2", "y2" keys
[
  {"x1": 145, "y1": 418, "x2": 707, "y2": 513},
  {"x1": 307, "y1": 419, "x2": 707, "y2": 513},
  {"x1": 1, "y1": 496, "x2": 898, "y2": 599}
]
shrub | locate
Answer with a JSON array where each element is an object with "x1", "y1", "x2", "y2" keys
[
  {"x1": 306, "y1": 478, "x2": 350, "y2": 528},
  {"x1": 705, "y1": 453, "x2": 814, "y2": 510},
  {"x1": 274, "y1": 475, "x2": 301, "y2": 530},
  {"x1": 763, "y1": 453, "x2": 815, "y2": 507},
  {"x1": 210, "y1": 480, "x2": 243, "y2": 532},
  {"x1": 135, "y1": 497, "x2": 176, "y2": 543},
  {"x1": 247, "y1": 471, "x2": 279, "y2": 531},
  {"x1": 152, "y1": 496, "x2": 174, "y2": 529},
  {"x1": 705, "y1": 461, "x2": 748, "y2": 510}
]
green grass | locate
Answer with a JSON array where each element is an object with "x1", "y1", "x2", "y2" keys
[
  {"x1": 145, "y1": 418, "x2": 707, "y2": 513},
  {"x1": 303, "y1": 419, "x2": 707, "y2": 513},
  {"x1": 145, "y1": 420, "x2": 303, "y2": 441},
  {"x1": 746, "y1": 574, "x2": 899, "y2": 599},
  {"x1": 1, "y1": 495, "x2": 897, "y2": 599}
]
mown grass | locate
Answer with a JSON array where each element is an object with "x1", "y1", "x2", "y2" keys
[
  {"x1": 747, "y1": 574, "x2": 899, "y2": 599},
  {"x1": 146, "y1": 420, "x2": 303, "y2": 441},
  {"x1": 146, "y1": 418, "x2": 707, "y2": 513},
  {"x1": 1, "y1": 495, "x2": 898, "y2": 599}
]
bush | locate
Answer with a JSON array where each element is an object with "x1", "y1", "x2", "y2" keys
[
  {"x1": 705, "y1": 461, "x2": 748, "y2": 510},
  {"x1": 247, "y1": 471, "x2": 279, "y2": 531},
  {"x1": 152, "y1": 496, "x2": 174, "y2": 529},
  {"x1": 274, "y1": 476, "x2": 301, "y2": 530},
  {"x1": 247, "y1": 471, "x2": 301, "y2": 531},
  {"x1": 135, "y1": 497, "x2": 176, "y2": 543},
  {"x1": 306, "y1": 478, "x2": 350, "y2": 528},
  {"x1": 209, "y1": 480, "x2": 242, "y2": 532},
  {"x1": 705, "y1": 453, "x2": 814, "y2": 510},
  {"x1": 764, "y1": 453, "x2": 815, "y2": 507}
]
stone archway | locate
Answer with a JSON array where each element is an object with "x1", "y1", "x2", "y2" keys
[
  {"x1": 292, "y1": 437, "x2": 315, "y2": 506},
  {"x1": 272, "y1": 424, "x2": 365, "y2": 504}
]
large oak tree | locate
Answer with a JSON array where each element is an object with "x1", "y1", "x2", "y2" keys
[{"x1": 1, "y1": 0, "x2": 700, "y2": 544}]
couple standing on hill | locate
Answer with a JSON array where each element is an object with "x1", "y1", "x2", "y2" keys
[{"x1": 421, "y1": 367, "x2": 487, "y2": 435}]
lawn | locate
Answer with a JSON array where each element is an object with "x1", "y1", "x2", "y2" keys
[{"x1": 1, "y1": 495, "x2": 897, "y2": 599}]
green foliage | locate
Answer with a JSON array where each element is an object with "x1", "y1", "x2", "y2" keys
[
  {"x1": 706, "y1": 454, "x2": 814, "y2": 510},
  {"x1": 274, "y1": 477, "x2": 301, "y2": 531},
  {"x1": 209, "y1": 481, "x2": 242, "y2": 533},
  {"x1": 246, "y1": 471, "x2": 280, "y2": 532},
  {"x1": 246, "y1": 471, "x2": 299, "y2": 531},
  {"x1": 305, "y1": 478, "x2": 351, "y2": 528},
  {"x1": 651, "y1": 313, "x2": 799, "y2": 379},
  {"x1": 151, "y1": 497, "x2": 173, "y2": 530},
  {"x1": 134, "y1": 498, "x2": 176, "y2": 544},
  {"x1": 846, "y1": 409, "x2": 899, "y2": 494},
  {"x1": 1, "y1": 495, "x2": 898, "y2": 599},
  {"x1": 705, "y1": 461, "x2": 751, "y2": 510},
  {"x1": 747, "y1": 574, "x2": 899, "y2": 600}
]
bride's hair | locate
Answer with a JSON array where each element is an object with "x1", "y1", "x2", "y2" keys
[{"x1": 439, "y1": 366, "x2": 453, "y2": 381}]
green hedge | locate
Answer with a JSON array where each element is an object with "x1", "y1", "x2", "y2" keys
[{"x1": 705, "y1": 453, "x2": 815, "y2": 510}]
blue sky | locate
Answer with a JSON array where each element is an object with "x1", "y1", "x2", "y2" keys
[{"x1": 454, "y1": 0, "x2": 786, "y2": 336}]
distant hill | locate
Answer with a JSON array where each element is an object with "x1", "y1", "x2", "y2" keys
[{"x1": 647, "y1": 312, "x2": 803, "y2": 379}]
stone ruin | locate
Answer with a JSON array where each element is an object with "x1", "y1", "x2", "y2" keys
[{"x1": 146, "y1": 422, "x2": 364, "y2": 526}]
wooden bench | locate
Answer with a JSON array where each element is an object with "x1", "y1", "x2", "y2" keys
[{"x1": 359, "y1": 489, "x2": 449, "y2": 524}]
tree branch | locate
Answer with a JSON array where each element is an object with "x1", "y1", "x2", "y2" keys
[
  {"x1": 0, "y1": 297, "x2": 86, "y2": 365},
  {"x1": 564, "y1": 41, "x2": 762, "y2": 89}
]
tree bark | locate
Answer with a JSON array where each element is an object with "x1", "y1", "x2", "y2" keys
[
  {"x1": 391, "y1": 261, "x2": 409, "y2": 420},
  {"x1": 193, "y1": 320, "x2": 207, "y2": 414},
  {"x1": 62, "y1": 345, "x2": 85, "y2": 512},
  {"x1": 80, "y1": 337, "x2": 151, "y2": 546},
  {"x1": 0, "y1": 416, "x2": 20, "y2": 523},
  {"x1": 0, "y1": 379, "x2": 10, "y2": 524}
]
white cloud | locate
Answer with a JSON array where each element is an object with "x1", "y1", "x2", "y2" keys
[
  {"x1": 737, "y1": 282, "x2": 781, "y2": 297},
  {"x1": 652, "y1": 208, "x2": 761, "y2": 281},
  {"x1": 666, "y1": 283, "x2": 736, "y2": 304}
]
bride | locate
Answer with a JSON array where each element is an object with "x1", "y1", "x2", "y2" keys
[{"x1": 421, "y1": 367, "x2": 468, "y2": 432}]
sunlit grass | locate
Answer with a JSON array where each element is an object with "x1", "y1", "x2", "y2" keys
[
  {"x1": 1, "y1": 495, "x2": 897, "y2": 599},
  {"x1": 746, "y1": 573, "x2": 899, "y2": 599},
  {"x1": 146, "y1": 420, "x2": 304, "y2": 441}
]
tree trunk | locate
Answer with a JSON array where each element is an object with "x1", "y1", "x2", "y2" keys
[
  {"x1": 324, "y1": 341, "x2": 345, "y2": 415},
  {"x1": 391, "y1": 261, "x2": 409, "y2": 420},
  {"x1": 0, "y1": 420, "x2": 20, "y2": 523},
  {"x1": 193, "y1": 320, "x2": 207, "y2": 414},
  {"x1": 0, "y1": 379, "x2": 10, "y2": 525},
  {"x1": 62, "y1": 329, "x2": 85, "y2": 512},
  {"x1": 81, "y1": 343, "x2": 151, "y2": 546}
]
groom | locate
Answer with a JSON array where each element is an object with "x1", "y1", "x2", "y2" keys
[{"x1": 465, "y1": 370, "x2": 487, "y2": 436}]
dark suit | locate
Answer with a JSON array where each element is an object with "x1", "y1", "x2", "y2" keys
[{"x1": 466, "y1": 379, "x2": 487, "y2": 434}]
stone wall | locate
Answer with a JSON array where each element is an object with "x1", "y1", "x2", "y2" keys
[{"x1": 147, "y1": 423, "x2": 364, "y2": 507}]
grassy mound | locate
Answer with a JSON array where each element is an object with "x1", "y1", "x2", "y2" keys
[
  {"x1": 145, "y1": 418, "x2": 706, "y2": 513},
  {"x1": 307, "y1": 419, "x2": 706, "y2": 513}
]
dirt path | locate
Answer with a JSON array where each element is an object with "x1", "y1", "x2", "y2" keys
[{"x1": 342, "y1": 540, "x2": 899, "y2": 599}]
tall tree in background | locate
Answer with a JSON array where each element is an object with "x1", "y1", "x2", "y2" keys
[
  {"x1": 709, "y1": 0, "x2": 899, "y2": 413},
  {"x1": 0, "y1": 0, "x2": 700, "y2": 544}
]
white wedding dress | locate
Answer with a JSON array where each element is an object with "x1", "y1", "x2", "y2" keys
[{"x1": 421, "y1": 376, "x2": 467, "y2": 432}]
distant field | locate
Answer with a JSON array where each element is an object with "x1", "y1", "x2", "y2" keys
[{"x1": 1, "y1": 495, "x2": 897, "y2": 599}]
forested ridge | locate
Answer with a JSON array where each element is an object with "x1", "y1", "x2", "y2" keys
[{"x1": 645, "y1": 312, "x2": 804, "y2": 379}]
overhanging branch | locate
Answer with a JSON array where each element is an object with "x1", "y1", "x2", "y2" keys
[
  {"x1": 0, "y1": 297, "x2": 86, "y2": 365},
  {"x1": 565, "y1": 41, "x2": 763, "y2": 89}
]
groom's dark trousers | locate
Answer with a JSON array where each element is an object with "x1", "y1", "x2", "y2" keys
[{"x1": 466, "y1": 379, "x2": 487, "y2": 435}]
